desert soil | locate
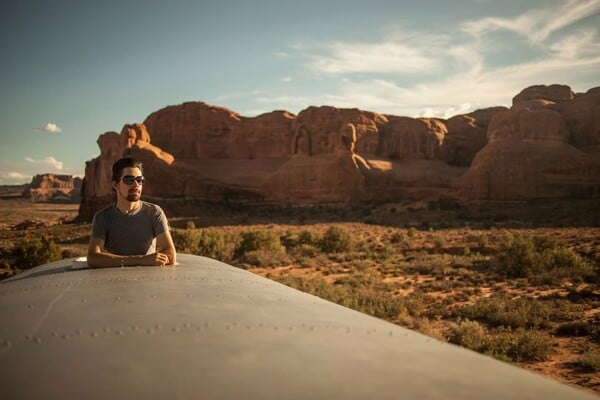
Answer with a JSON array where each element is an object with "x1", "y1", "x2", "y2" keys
[{"x1": 0, "y1": 196, "x2": 598, "y2": 394}]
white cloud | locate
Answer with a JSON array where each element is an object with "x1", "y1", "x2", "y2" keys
[
  {"x1": 462, "y1": 0, "x2": 600, "y2": 44},
  {"x1": 0, "y1": 172, "x2": 29, "y2": 185},
  {"x1": 309, "y1": 42, "x2": 439, "y2": 74},
  {"x1": 549, "y1": 28, "x2": 600, "y2": 58},
  {"x1": 282, "y1": 76, "x2": 293, "y2": 83},
  {"x1": 25, "y1": 156, "x2": 64, "y2": 170},
  {"x1": 35, "y1": 122, "x2": 62, "y2": 133}
]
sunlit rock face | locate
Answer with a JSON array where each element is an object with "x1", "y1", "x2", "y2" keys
[
  {"x1": 22, "y1": 174, "x2": 81, "y2": 203},
  {"x1": 459, "y1": 85, "x2": 600, "y2": 200},
  {"x1": 78, "y1": 84, "x2": 600, "y2": 220}
]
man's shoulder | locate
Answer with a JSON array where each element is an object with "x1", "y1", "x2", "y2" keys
[
  {"x1": 140, "y1": 201, "x2": 165, "y2": 215},
  {"x1": 93, "y1": 204, "x2": 116, "y2": 219}
]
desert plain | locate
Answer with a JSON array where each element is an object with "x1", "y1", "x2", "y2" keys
[{"x1": 0, "y1": 190, "x2": 599, "y2": 395}]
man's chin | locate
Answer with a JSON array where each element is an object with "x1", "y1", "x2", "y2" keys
[{"x1": 126, "y1": 194, "x2": 141, "y2": 202}]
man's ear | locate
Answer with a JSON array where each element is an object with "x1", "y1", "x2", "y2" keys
[{"x1": 112, "y1": 181, "x2": 118, "y2": 192}]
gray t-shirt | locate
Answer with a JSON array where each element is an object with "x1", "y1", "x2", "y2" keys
[{"x1": 91, "y1": 201, "x2": 169, "y2": 256}]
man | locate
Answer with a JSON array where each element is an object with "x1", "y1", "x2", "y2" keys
[{"x1": 87, "y1": 157, "x2": 177, "y2": 268}]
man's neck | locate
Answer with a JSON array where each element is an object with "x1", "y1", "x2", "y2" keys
[{"x1": 116, "y1": 199, "x2": 141, "y2": 214}]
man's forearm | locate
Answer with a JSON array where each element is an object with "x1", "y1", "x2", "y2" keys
[{"x1": 87, "y1": 252, "x2": 147, "y2": 268}]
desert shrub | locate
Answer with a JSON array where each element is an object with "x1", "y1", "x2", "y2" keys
[
  {"x1": 451, "y1": 296, "x2": 554, "y2": 329},
  {"x1": 446, "y1": 321, "x2": 553, "y2": 363},
  {"x1": 13, "y1": 235, "x2": 63, "y2": 268},
  {"x1": 197, "y1": 229, "x2": 230, "y2": 261},
  {"x1": 318, "y1": 226, "x2": 353, "y2": 253},
  {"x1": 491, "y1": 327, "x2": 553, "y2": 363},
  {"x1": 447, "y1": 320, "x2": 488, "y2": 351},
  {"x1": 493, "y1": 233, "x2": 594, "y2": 283},
  {"x1": 555, "y1": 321, "x2": 593, "y2": 337},
  {"x1": 234, "y1": 230, "x2": 285, "y2": 260},
  {"x1": 275, "y1": 274, "x2": 406, "y2": 320},
  {"x1": 576, "y1": 351, "x2": 600, "y2": 372},
  {"x1": 237, "y1": 249, "x2": 291, "y2": 268},
  {"x1": 171, "y1": 228, "x2": 200, "y2": 253}
]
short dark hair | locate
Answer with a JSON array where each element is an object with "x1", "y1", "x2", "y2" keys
[{"x1": 112, "y1": 157, "x2": 143, "y2": 182}]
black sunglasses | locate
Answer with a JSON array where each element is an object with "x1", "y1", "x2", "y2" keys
[{"x1": 121, "y1": 175, "x2": 145, "y2": 185}]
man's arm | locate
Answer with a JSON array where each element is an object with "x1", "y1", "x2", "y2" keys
[
  {"x1": 156, "y1": 230, "x2": 177, "y2": 265},
  {"x1": 87, "y1": 237, "x2": 171, "y2": 268}
]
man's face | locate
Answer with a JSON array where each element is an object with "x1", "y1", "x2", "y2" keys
[{"x1": 113, "y1": 166, "x2": 143, "y2": 202}]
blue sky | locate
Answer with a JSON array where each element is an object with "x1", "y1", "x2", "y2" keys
[{"x1": 1, "y1": 0, "x2": 599, "y2": 184}]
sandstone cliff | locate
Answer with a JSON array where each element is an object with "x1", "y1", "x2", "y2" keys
[
  {"x1": 23, "y1": 174, "x2": 82, "y2": 203},
  {"x1": 79, "y1": 84, "x2": 600, "y2": 220},
  {"x1": 459, "y1": 85, "x2": 600, "y2": 200}
]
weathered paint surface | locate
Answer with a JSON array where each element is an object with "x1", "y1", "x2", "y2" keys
[{"x1": 0, "y1": 254, "x2": 595, "y2": 399}]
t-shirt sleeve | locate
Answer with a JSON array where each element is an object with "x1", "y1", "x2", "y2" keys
[
  {"x1": 91, "y1": 211, "x2": 108, "y2": 240},
  {"x1": 153, "y1": 205, "x2": 169, "y2": 237}
]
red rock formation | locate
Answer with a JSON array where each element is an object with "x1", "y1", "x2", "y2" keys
[
  {"x1": 439, "y1": 107, "x2": 507, "y2": 166},
  {"x1": 291, "y1": 106, "x2": 386, "y2": 156},
  {"x1": 78, "y1": 85, "x2": 600, "y2": 220},
  {"x1": 143, "y1": 102, "x2": 295, "y2": 159},
  {"x1": 460, "y1": 85, "x2": 600, "y2": 200},
  {"x1": 377, "y1": 117, "x2": 446, "y2": 160},
  {"x1": 23, "y1": 174, "x2": 81, "y2": 202}
]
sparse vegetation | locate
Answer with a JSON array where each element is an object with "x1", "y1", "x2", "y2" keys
[
  {"x1": 13, "y1": 235, "x2": 63, "y2": 268},
  {"x1": 1, "y1": 196, "x2": 599, "y2": 393}
]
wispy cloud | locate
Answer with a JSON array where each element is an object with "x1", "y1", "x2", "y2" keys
[
  {"x1": 281, "y1": 76, "x2": 293, "y2": 83},
  {"x1": 309, "y1": 42, "x2": 439, "y2": 74},
  {"x1": 0, "y1": 171, "x2": 29, "y2": 185},
  {"x1": 35, "y1": 122, "x2": 62, "y2": 133},
  {"x1": 25, "y1": 156, "x2": 64, "y2": 170},
  {"x1": 276, "y1": 0, "x2": 600, "y2": 117},
  {"x1": 462, "y1": 0, "x2": 600, "y2": 43}
]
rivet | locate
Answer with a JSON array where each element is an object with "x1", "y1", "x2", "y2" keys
[
  {"x1": 5, "y1": 340, "x2": 12, "y2": 348},
  {"x1": 115, "y1": 296, "x2": 120, "y2": 300},
  {"x1": 117, "y1": 330, "x2": 124, "y2": 335},
  {"x1": 81, "y1": 298, "x2": 85, "y2": 303},
  {"x1": 27, "y1": 304, "x2": 34, "y2": 309},
  {"x1": 155, "y1": 324, "x2": 162, "y2": 330},
  {"x1": 173, "y1": 327, "x2": 180, "y2": 333},
  {"x1": 52, "y1": 332, "x2": 58, "y2": 337},
  {"x1": 132, "y1": 325, "x2": 139, "y2": 331},
  {"x1": 76, "y1": 329, "x2": 83, "y2": 335},
  {"x1": 104, "y1": 328, "x2": 111, "y2": 334},
  {"x1": 26, "y1": 334, "x2": 33, "y2": 341},
  {"x1": 91, "y1": 332, "x2": 98, "y2": 337},
  {"x1": 34, "y1": 337, "x2": 42, "y2": 344},
  {"x1": 62, "y1": 334, "x2": 69, "y2": 340}
]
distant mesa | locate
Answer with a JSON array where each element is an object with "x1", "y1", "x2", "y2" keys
[
  {"x1": 22, "y1": 174, "x2": 82, "y2": 203},
  {"x1": 78, "y1": 84, "x2": 600, "y2": 220}
]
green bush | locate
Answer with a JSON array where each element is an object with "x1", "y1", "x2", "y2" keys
[
  {"x1": 447, "y1": 320, "x2": 488, "y2": 351},
  {"x1": 13, "y1": 235, "x2": 63, "y2": 269},
  {"x1": 491, "y1": 327, "x2": 553, "y2": 363},
  {"x1": 171, "y1": 229, "x2": 200, "y2": 253},
  {"x1": 576, "y1": 351, "x2": 600, "y2": 372},
  {"x1": 493, "y1": 233, "x2": 594, "y2": 283},
  {"x1": 234, "y1": 230, "x2": 285, "y2": 260},
  {"x1": 451, "y1": 296, "x2": 554, "y2": 329},
  {"x1": 319, "y1": 226, "x2": 353, "y2": 253},
  {"x1": 447, "y1": 321, "x2": 553, "y2": 363},
  {"x1": 197, "y1": 229, "x2": 230, "y2": 261},
  {"x1": 275, "y1": 274, "x2": 406, "y2": 320}
]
